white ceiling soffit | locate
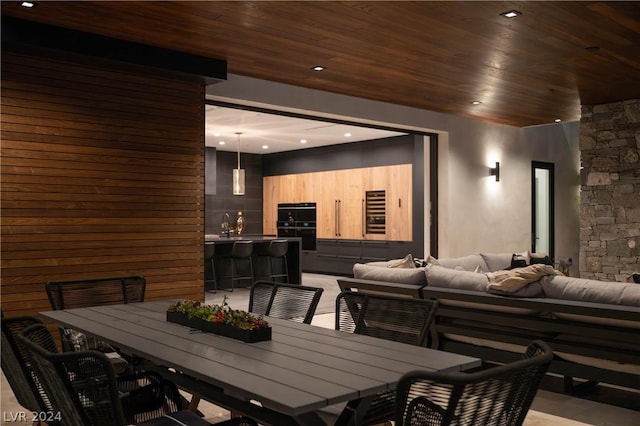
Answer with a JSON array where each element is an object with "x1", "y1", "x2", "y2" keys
[{"x1": 205, "y1": 105, "x2": 407, "y2": 154}]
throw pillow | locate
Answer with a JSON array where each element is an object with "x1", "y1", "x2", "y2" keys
[
  {"x1": 509, "y1": 253, "x2": 528, "y2": 269},
  {"x1": 387, "y1": 254, "x2": 416, "y2": 269},
  {"x1": 426, "y1": 255, "x2": 440, "y2": 266},
  {"x1": 413, "y1": 257, "x2": 428, "y2": 267},
  {"x1": 529, "y1": 252, "x2": 554, "y2": 266}
]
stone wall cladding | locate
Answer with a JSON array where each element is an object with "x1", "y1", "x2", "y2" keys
[{"x1": 580, "y1": 99, "x2": 640, "y2": 281}]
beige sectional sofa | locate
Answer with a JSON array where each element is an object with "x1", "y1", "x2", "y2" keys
[{"x1": 342, "y1": 252, "x2": 640, "y2": 392}]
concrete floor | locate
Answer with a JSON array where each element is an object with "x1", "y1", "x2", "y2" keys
[{"x1": 2, "y1": 273, "x2": 638, "y2": 425}]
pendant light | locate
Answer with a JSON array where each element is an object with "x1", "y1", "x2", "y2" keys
[{"x1": 233, "y1": 132, "x2": 245, "y2": 195}]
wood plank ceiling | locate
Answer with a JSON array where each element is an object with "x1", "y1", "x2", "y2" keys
[{"x1": 3, "y1": 1, "x2": 640, "y2": 127}]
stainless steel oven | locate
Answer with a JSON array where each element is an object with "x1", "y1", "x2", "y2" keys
[{"x1": 277, "y1": 203, "x2": 316, "y2": 251}]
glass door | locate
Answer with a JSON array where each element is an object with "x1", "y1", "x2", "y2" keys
[{"x1": 531, "y1": 161, "x2": 554, "y2": 259}]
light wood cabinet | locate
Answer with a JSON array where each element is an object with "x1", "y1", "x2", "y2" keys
[
  {"x1": 262, "y1": 175, "x2": 280, "y2": 235},
  {"x1": 263, "y1": 164, "x2": 412, "y2": 241},
  {"x1": 315, "y1": 168, "x2": 363, "y2": 239},
  {"x1": 386, "y1": 164, "x2": 413, "y2": 241},
  {"x1": 361, "y1": 164, "x2": 412, "y2": 241}
]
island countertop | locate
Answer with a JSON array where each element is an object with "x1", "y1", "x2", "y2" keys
[{"x1": 205, "y1": 234, "x2": 291, "y2": 242}]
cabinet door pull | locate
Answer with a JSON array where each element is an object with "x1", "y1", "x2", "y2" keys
[
  {"x1": 362, "y1": 198, "x2": 366, "y2": 237},
  {"x1": 333, "y1": 200, "x2": 338, "y2": 237},
  {"x1": 399, "y1": 198, "x2": 402, "y2": 208},
  {"x1": 337, "y1": 199, "x2": 341, "y2": 236}
]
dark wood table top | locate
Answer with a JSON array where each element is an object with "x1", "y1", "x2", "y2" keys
[{"x1": 40, "y1": 301, "x2": 480, "y2": 424}]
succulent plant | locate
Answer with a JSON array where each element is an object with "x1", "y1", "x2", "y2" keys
[{"x1": 167, "y1": 296, "x2": 269, "y2": 330}]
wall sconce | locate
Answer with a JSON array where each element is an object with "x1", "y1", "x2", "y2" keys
[
  {"x1": 489, "y1": 161, "x2": 500, "y2": 182},
  {"x1": 233, "y1": 132, "x2": 245, "y2": 195}
]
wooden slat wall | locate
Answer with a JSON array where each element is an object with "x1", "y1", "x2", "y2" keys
[{"x1": 1, "y1": 51, "x2": 205, "y2": 318}]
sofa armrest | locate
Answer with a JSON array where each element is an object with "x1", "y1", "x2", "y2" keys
[{"x1": 337, "y1": 277, "x2": 425, "y2": 298}]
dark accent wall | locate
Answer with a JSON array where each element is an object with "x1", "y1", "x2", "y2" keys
[
  {"x1": 263, "y1": 135, "x2": 417, "y2": 175},
  {"x1": 205, "y1": 149, "x2": 263, "y2": 235},
  {"x1": 1, "y1": 51, "x2": 206, "y2": 317}
]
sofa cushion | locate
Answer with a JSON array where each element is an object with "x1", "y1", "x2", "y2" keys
[
  {"x1": 541, "y1": 275, "x2": 640, "y2": 307},
  {"x1": 353, "y1": 263, "x2": 427, "y2": 285},
  {"x1": 427, "y1": 254, "x2": 489, "y2": 272},
  {"x1": 479, "y1": 252, "x2": 517, "y2": 272},
  {"x1": 426, "y1": 266, "x2": 541, "y2": 314},
  {"x1": 426, "y1": 265, "x2": 488, "y2": 291}
]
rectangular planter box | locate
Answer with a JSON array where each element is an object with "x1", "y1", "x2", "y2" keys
[{"x1": 166, "y1": 311, "x2": 271, "y2": 343}]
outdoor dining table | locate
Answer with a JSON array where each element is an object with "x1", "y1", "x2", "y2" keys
[{"x1": 39, "y1": 300, "x2": 481, "y2": 426}]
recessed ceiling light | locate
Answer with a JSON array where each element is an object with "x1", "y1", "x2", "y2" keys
[
  {"x1": 312, "y1": 66, "x2": 325, "y2": 71},
  {"x1": 262, "y1": 145, "x2": 269, "y2": 150},
  {"x1": 554, "y1": 118, "x2": 562, "y2": 123},
  {"x1": 500, "y1": 10, "x2": 521, "y2": 18},
  {"x1": 471, "y1": 101, "x2": 482, "y2": 105},
  {"x1": 218, "y1": 141, "x2": 226, "y2": 145},
  {"x1": 21, "y1": 1, "x2": 36, "y2": 8},
  {"x1": 213, "y1": 132, "x2": 221, "y2": 137},
  {"x1": 300, "y1": 139, "x2": 307, "y2": 144},
  {"x1": 344, "y1": 132, "x2": 351, "y2": 137}
]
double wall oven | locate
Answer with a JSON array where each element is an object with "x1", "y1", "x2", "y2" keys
[{"x1": 277, "y1": 203, "x2": 316, "y2": 251}]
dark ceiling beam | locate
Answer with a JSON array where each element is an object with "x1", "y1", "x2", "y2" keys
[{"x1": 1, "y1": 16, "x2": 226, "y2": 85}]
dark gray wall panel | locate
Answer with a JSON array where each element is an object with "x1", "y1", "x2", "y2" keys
[{"x1": 263, "y1": 135, "x2": 415, "y2": 176}]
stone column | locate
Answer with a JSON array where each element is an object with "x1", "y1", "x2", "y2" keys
[{"x1": 580, "y1": 99, "x2": 640, "y2": 281}]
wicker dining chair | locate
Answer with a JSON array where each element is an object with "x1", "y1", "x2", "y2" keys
[
  {"x1": 16, "y1": 324, "x2": 258, "y2": 426},
  {"x1": 249, "y1": 280, "x2": 323, "y2": 324},
  {"x1": 336, "y1": 291, "x2": 438, "y2": 346},
  {"x1": 45, "y1": 275, "x2": 147, "y2": 371},
  {"x1": 1, "y1": 316, "x2": 54, "y2": 418},
  {"x1": 394, "y1": 340, "x2": 554, "y2": 426},
  {"x1": 333, "y1": 291, "x2": 439, "y2": 426}
]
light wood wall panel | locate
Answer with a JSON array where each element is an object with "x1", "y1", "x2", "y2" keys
[{"x1": 1, "y1": 51, "x2": 205, "y2": 317}]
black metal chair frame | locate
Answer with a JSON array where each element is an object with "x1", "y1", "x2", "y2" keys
[
  {"x1": 394, "y1": 340, "x2": 554, "y2": 426},
  {"x1": 249, "y1": 281, "x2": 323, "y2": 324}
]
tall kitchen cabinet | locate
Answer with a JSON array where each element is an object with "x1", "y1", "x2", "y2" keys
[
  {"x1": 264, "y1": 164, "x2": 413, "y2": 275},
  {"x1": 316, "y1": 168, "x2": 363, "y2": 239}
]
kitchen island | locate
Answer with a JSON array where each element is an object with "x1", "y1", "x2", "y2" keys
[{"x1": 205, "y1": 236, "x2": 302, "y2": 290}]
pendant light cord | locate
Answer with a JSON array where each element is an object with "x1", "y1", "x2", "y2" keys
[{"x1": 236, "y1": 132, "x2": 242, "y2": 169}]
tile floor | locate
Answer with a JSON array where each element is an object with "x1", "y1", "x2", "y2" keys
[{"x1": 2, "y1": 274, "x2": 638, "y2": 425}]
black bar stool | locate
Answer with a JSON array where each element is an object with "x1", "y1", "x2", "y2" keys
[
  {"x1": 204, "y1": 243, "x2": 218, "y2": 293},
  {"x1": 228, "y1": 240, "x2": 254, "y2": 291},
  {"x1": 266, "y1": 239, "x2": 289, "y2": 283}
]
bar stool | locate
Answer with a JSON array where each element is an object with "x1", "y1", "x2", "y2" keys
[
  {"x1": 229, "y1": 240, "x2": 254, "y2": 291},
  {"x1": 266, "y1": 239, "x2": 289, "y2": 283},
  {"x1": 204, "y1": 243, "x2": 218, "y2": 293}
]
